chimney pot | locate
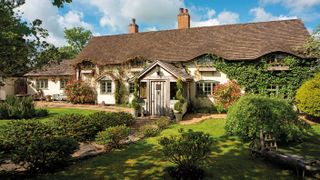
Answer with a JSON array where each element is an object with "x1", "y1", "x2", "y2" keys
[
  {"x1": 128, "y1": 18, "x2": 139, "y2": 34},
  {"x1": 178, "y1": 8, "x2": 190, "y2": 29}
]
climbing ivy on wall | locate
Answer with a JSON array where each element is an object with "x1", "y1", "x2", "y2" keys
[{"x1": 205, "y1": 54, "x2": 319, "y2": 101}]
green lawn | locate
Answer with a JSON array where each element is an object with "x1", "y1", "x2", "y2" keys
[{"x1": 36, "y1": 119, "x2": 320, "y2": 180}]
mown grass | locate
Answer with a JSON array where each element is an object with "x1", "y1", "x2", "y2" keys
[{"x1": 36, "y1": 119, "x2": 320, "y2": 180}]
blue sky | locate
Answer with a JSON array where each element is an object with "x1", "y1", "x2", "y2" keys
[{"x1": 17, "y1": 0, "x2": 320, "y2": 46}]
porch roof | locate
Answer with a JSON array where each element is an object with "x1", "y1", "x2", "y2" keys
[{"x1": 136, "y1": 60, "x2": 193, "y2": 81}]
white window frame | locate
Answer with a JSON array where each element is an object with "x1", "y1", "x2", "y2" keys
[
  {"x1": 60, "y1": 78, "x2": 69, "y2": 90},
  {"x1": 36, "y1": 79, "x2": 48, "y2": 89},
  {"x1": 101, "y1": 80, "x2": 112, "y2": 94}
]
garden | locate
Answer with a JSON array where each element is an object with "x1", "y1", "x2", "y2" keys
[{"x1": 0, "y1": 73, "x2": 319, "y2": 179}]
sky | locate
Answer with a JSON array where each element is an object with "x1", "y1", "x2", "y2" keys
[{"x1": 16, "y1": 0, "x2": 320, "y2": 47}]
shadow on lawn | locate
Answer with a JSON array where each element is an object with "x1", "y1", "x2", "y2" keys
[
  {"x1": 204, "y1": 135, "x2": 296, "y2": 179},
  {"x1": 37, "y1": 140, "x2": 169, "y2": 180}
]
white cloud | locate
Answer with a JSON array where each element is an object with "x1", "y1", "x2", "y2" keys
[
  {"x1": 80, "y1": 0, "x2": 184, "y2": 32},
  {"x1": 250, "y1": 7, "x2": 297, "y2": 22},
  {"x1": 144, "y1": 27, "x2": 158, "y2": 32},
  {"x1": 16, "y1": 0, "x2": 93, "y2": 47},
  {"x1": 260, "y1": 0, "x2": 320, "y2": 13},
  {"x1": 191, "y1": 10, "x2": 239, "y2": 27},
  {"x1": 217, "y1": 11, "x2": 240, "y2": 24},
  {"x1": 207, "y1": 9, "x2": 216, "y2": 18}
]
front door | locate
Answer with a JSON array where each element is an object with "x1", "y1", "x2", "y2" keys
[{"x1": 150, "y1": 81, "x2": 166, "y2": 116}]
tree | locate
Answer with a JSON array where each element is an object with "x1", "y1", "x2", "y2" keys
[
  {"x1": 59, "y1": 27, "x2": 92, "y2": 59},
  {"x1": 303, "y1": 26, "x2": 320, "y2": 60},
  {"x1": 0, "y1": 1, "x2": 62, "y2": 77}
]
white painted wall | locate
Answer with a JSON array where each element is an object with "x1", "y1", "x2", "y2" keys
[
  {"x1": 27, "y1": 76, "x2": 70, "y2": 96},
  {"x1": 185, "y1": 62, "x2": 230, "y2": 108}
]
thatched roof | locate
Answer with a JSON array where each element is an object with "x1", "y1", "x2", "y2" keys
[
  {"x1": 74, "y1": 19, "x2": 309, "y2": 65},
  {"x1": 24, "y1": 60, "x2": 74, "y2": 77}
]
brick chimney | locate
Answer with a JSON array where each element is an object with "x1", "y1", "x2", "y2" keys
[
  {"x1": 178, "y1": 8, "x2": 190, "y2": 29},
  {"x1": 128, "y1": 18, "x2": 139, "y2": 34}
]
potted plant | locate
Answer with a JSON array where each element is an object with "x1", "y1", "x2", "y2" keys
[{"x1": 174, "y1": 78, "x2": 185, "y2": 121}]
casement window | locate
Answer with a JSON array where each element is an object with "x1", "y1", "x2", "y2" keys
[
  {"x1": 267, "y1": 85, "x2": 281, "y2": 96},
  {"x1": 100, "y1": 80, "x2": 112, "y2": 94},
  {"x1": 170, "y1": 82, "x2": 177, "y2": 100},
  {"x1": 60, "y1": 79, "x2": 69, "y2": 89},
  {"x1": 196, "y1": 81, "x2": 216, "y2": 96},
  {"x1": 268, "y1": 54, "x2": 286, "y2": 65},
  {"x1": 36, "y1": 79, "x2": 48, "y2": 89},
  {"x1": 129, "y1": 82, "x2": 135, "y2": 94},
  {"x1": 140, "y1": 82, "x2": 147, "y2": 99}
]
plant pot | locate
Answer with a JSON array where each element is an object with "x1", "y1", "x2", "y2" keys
[
  {"x1": 131, "y1": 108, "x2": 139, "y2": 117},
  {"x1": 174, "y1": 113, "x2": 183, "y2": 121}
]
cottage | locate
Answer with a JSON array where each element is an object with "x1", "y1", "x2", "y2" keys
[
  {"x1": 24, "y1": 8, "x2": 311, "y2": 116},
  {"x1": 25, "y1": 60, "x2": 74, "y2": 100}
]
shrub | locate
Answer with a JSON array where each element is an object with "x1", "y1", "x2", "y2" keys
[
  {"x1": 95, "y1": 125, "x2": 130, "y2": 148},
  {"x1": 154, "y1": 117, "x2": 171, "y2": 130},
  {"x1": 159, "y1": 129, "x2": 213, "y2": 179},
  {"x1": 213, "y1": 80, "x2": 241, "y2": 112},
  {"x1": 139, "y1": 124, "x2": 160, "y2": 137},
  {"x1": 0, "y1": 121, "x2": 78, "y2": 173},
  {"x1": 54, "y1": 114, "x2": 98, "y2": 142},
  {"x1": 64, "y1": 80, "x2": 97, "y2": 104},
  {"x1": 35, "y1": 108, "x2": 49, "y2": 117},
  {"x1": 295, "y1": 73, "x2": 320, "y2": 118},
  {"x1": 114, "y1": 112, "x2": 136, "y2": 126},
  {"x1": 225, "y1": 95, "x2": 309, "y2": 142},
  {"x1": 0, "y1": 96, "x2": 36, "y2": 119},
  {"x1": 88, "y1": 111, "x2": 136, "y2": 130},
  {"x1": 0, "y1": 103, "x2": 9, "y2": 119}
]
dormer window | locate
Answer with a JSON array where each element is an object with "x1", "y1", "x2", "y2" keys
[
  {"x1": 130, "y1": 59, "x2": 145, "y2": 68},
  {"x1": 196, "y1": 56, "x2": 213, "y2": 67},
  {"x1": 80, "y1": 61, "x2": 95, "y2": 69},
  {"x1": 267, "y1": 54, "x2": 290, "y2": 71}
]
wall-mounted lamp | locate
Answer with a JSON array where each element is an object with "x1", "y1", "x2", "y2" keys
[{"x1": 156, "y1": 66, "x2": 161, "y2": 76}]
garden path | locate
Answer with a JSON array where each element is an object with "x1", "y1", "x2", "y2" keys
[
  {"x1": 179, "y1": 113, "x2": 227, "y2": 125},
  {"x1": 35, "y1": 101, "x2": 132, "y2": 113}
]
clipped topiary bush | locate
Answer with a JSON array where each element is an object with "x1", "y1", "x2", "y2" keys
[
  {"x1": 159, "y1": 129, "x2": 213, "y2": 179},
  {"x1": 295, "y1": 73, "x2": 320, "y2": 118},
  {"x1": 0, "y1": 120, "x2": 78, "y2": 173},
  {"x1": 95, "y1": 125, "x2": 130, "y2": 148},
  {"x1": 64, "y1": 80, "x2": 97, "y2": 104},
  {"x1": 225, "y1": 95, "x2": 309, "y2": 142}
]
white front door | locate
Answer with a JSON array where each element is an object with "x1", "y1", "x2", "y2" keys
[{"x1": 150, "y1": 81, "x2": 166, "y2": 116}]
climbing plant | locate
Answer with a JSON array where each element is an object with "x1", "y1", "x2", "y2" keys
[
  {"x1": 203, "y1": 54, "x2": 319, "y2": 101},
  {"x1": 114, "y1": 68, "x2": 129, "y2": 104}
]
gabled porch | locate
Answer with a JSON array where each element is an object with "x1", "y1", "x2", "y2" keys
[{"x1": 135, "y1": 61, "x2": 193, "y2": 116}]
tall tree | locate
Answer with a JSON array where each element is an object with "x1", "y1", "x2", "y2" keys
[
  {"x1": 59, "y1": 27, "x2": 92, "y2": 59},
  {"x1": 0, "y1": 0, "x2": 72, "y2": 77},
  {"x1": 304, "y1": 26, "x2": 320, "y2": 60}
]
